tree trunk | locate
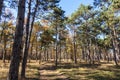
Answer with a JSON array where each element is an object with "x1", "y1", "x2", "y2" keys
[
  {"x1": 0, "y1": 18, "x2": 7, "y2": 42},
  {"x1": 44, "y1": 47, "x2": 46, "y2": 61},
  {"x1": 1, "y1": 19, "x2": 7, "y2": 63},
  {"x1": 47, "y1": 49, "x2": 49, "y2": 61},
  {"x1": 82, "y1": 47, "x2": 85, "y2": 60},
  {"x1": 28, "y1": 0, "x2": 38, "y2": 62},
  {"x1": 35, "y1": 36, "x2": 38, "y2": 62},
  {"x1": 3, "y1": 35, "x2": 7, "y2": 63},
  {"x1": 111, "y1": 25, "x2": 119, "y2": 66},
  {"x1": 29, "y1": 42, "x2": 33, "y2": 63},
  {"x1": 55, "y1": 26, "x2": 58, "y2": 67},
  {"x1": 86, "y1": 39, "x2": 92, "y2": 64},
  {"x1": 59, "y1": 41, "x2": 62, "y2": 63},
  {"x1": 73, "y1": 29, "x2": 77, "y2": 64},
  {"x1": 21, "y1": 0, "x2": 32, "y2": 78},
  {"x1": 36, "y1": 47, "x2": 38, "y2": 62},
  {"x1": 39, "y1": 51, "x2": 41, "y2": 64},
  {"x1": 21, "y1": 0, "x2": 39, "y2": 77},
  {"x1": 112, "y1": 33, "x2": 119, "y2": 65},
  {"x1": 8, "y1": 0, "x2": 26, "y2": 80}
]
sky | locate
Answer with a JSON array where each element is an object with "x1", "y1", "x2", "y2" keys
[{"x1": 59, "y1": 0, "x2": 94, "y2": 16}]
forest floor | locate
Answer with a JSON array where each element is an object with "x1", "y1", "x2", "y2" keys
[{"x1": 0, "y1": 60, "x2": 120, "y2": 80}]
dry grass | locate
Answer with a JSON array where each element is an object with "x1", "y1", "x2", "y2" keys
[
  {"x1": 39, "y1": 61, "x2": 120, "y2": 80},
  {"x1": 0, "y1": 60, "x2": 120, "y2": 80},
  {"x1": 0, "y1": 60, "x2": 40, "y2": 80}
]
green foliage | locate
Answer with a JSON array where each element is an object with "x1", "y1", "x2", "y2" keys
[{"x1": 40, "y1": 29, "x2": 55, "y2": 46}]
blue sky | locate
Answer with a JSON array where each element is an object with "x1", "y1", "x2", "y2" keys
[{"x1": 59, "y1": 0, "x2": 94, "y2": 16}]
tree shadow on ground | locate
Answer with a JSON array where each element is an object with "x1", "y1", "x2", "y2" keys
[
  {"x1": 87, "y1": 75, "x2": 120, "y2": 80},
  {"x1": 38, "y1": 62, "x2": 101, "y2": 80},
  {"x1": 39, "y1": 62, "x2": 101, "y2": 70},
  {"x1": 25, "y1": 64, "x2": 41, "y2": 80},
  {"x1": 40, "y1": 75, "x2": 69, "y2": 80},
  {"x1": 86, "y1": 65, "x2": 120, "y2": 80},
  {"x1": 24, "y1": 78, "x2": 40, "y2": 80},
  {"x1": 27, "y1": 61, "x2": 120, "y2": 80}
]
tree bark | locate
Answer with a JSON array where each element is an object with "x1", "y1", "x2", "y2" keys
[
  {"x1": 21, "y1": 0, "x2": 39, "y2": 77},
  {"x1": 28, "y1": 0, "x2": 39, "y2": 61},
  {"x1": 59, "y1": 41, "x2": 62, "y2": 63},
  {"x1": 73, "y1": 27, "x2": 77, "y2": 64},
  {"x1": 29, "y1": 42, "x2": 33, "y2": 63},
  {"x1": 3, "y1": 34, "x2": 7, "y2": 63},
  {"x1": 39, "y1": 49, "x2": 42, "y2": 64},
  {"x1": 8, "y1": 0, "x2": 26, "y2": 80},
  {"x1": 111, "y1": 29, "x2": 119, "y2": 65},
  {"x1": 55, "y1": 26, "x2": 58, "y2": 67},
  {"x1": 21, "y1": 0, "x2": 32, "y2": 78}
]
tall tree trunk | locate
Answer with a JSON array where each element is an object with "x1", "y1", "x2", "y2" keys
[
  {"x1": 112, "y1": 38, "x2": 118, "y2": 65},
  {"x1": 8, "y1": 0, "x2": 26, "y2": 80},
  {"x1": 1, "y1": 19, "x2": 7, "y2": 63},
  {"x1": 73, "y1": 29, "x2": 77, "y2": 64},
  {"x1": 82, "y1": 47, "x2": 85, "y2": 60},
  {"x1": 39, "y1": 50, "x2": 42, "y2": 64},
  {"x1": 3, "y1": 34, "x2": 7, "y2": 63},
  {"x1": 59, "y1": 41, "x2": 62, "y2": 63},
  {"x1": 29, "y1": 42, "x2": 33, "y2": 63},
  {"x1": 36, "y1": 46, "x2": 38, "y2": 62},
  {"x1": 86, "y1": 39, "x2": 91, "y2": 64},
  {"x1": 0, "y1": 18, "x2": 7, "y2": 42},
  {"x1": 21, "y1": 0, "x2": 32, "y2": 78},
  {"x1": 21, "y1": 0, "x2": 38, "y2": 77},
  {"x1": 97, "y1": 47, "x2": 102, "y2": 63},
  {"x1": 44, "y1": 47, "x2": 46, "y2": 61},
  {"x1": 35, "y1": 36, "x2": 38, "y2": 62},
  {"x1": 28, "y1": 0, "x2": 38, "y2": 61},
  {"x1": 55, "y1": 26, "x2": 58, "y2": 67},
  {"x1": 111, "y1": 29, "x2": 119, "y2": 65},
  {"x1": 46, "y1": 49, "x2": 49, "y2": 61}
]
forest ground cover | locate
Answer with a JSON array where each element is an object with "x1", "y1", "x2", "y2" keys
[{"x1": 0, "y1": 60, "x2": 120, "y2": 80}]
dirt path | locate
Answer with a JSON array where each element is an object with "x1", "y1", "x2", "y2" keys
[{"x1": 39, "y1": 62, "x2": 69, "y2": 80}]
